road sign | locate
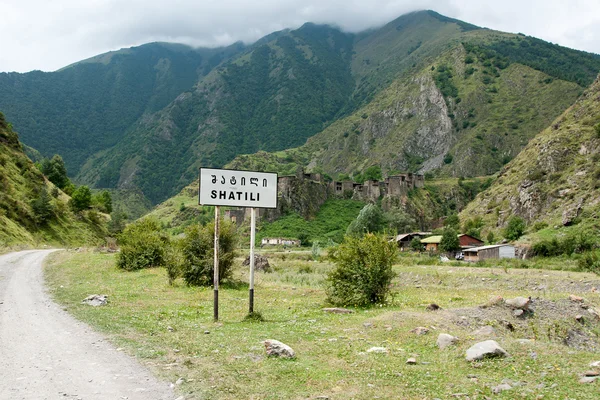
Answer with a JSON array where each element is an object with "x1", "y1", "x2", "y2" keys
[{"x1": 199, "y1": 168, "x2": 278, "y2": 209}]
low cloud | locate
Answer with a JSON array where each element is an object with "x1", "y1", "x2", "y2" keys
[{"x1": 1, "y1": 0, "x2": 599, "y2": 73}]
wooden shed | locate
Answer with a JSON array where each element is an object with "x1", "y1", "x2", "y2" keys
[
  {"x1": 458, "y1": 234, "x2": 484, "y2": 248},
  {"x1": 463, "y1": 244, "x2": 516, "y2": 262},
  {"x1": 394, "y1": 232, "x2": 432, "y2": 251}
]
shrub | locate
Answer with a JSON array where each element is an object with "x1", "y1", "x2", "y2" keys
[
  {"x1": 326, "y1": 234, "x2": 397, "y2": 307},
  {"x1": 180, "y1": 220, "x2": 237, "y2": 286},
  {"x1": 504, "y1": 216, "x2": 526, "y2": 240},
  {"x1": 579, "y1": 251, "x2": 600, "y2": 275},
  {"x1": 116, "y1": 218, "x2": 170, "y2": 271}
]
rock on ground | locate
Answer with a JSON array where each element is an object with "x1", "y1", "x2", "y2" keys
[
  {"x1": 465, "y1": 340, "x2": 509, "y2": 361},
  {"x1": 505, "y1": 297, "x2": 531, "y2": 310},
  {"x1": 322, "y1": 307, "x2": 354, "y2": 314},
  {"x1": 81, "y1": 294, "x2": 108, "y2": 306},
  {"x1": 410, "y1": 326, "x2": 429, "y2": 335},
  {"x1": 242, "y1": 255, "x2": 272, "y2": 272},
  {"x1": 263, "y1": 339, "x2": 296, "y2": 358},
  {"x1": 437, "y1": 333, "x2": 459, "y2": 349}
]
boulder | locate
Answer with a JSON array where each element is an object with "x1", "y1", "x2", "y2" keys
[
  {"x1": 263, "y1": 339, "x2": 295, "y2": 359},
  {"x1": 81, "y1": 294, "x2": 108, "y2": 307},
  {"x1": 242, "y1": 255, "x2": 272, "y2": 272},
  {"x1": 437, "y1": 333, "x2": 459, "y2": 349},
  {"x1": 505, "y1": 296, "x2": 531, "y2": 310},
  {"x1": 465, "y1": 340, "x2": 509, "y2": 361}
]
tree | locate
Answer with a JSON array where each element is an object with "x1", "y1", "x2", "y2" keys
[
  {"x1": 384, "y1": 207, "x2": 416, "y2": 234},
  {"x1": 346, "y1": 204, "x2": 384, "y2": 237},
  {"x1": 326, "y1": 234, "x2": 397, "y2": 306},
  {"x1": 504, "y1": 216, "x2": 526, "y2": 241},
  {"x1": 41, "y1": 155, "x2": 70, "y2": 189},
  {"x1": 93, "y1": 190, "x2": 112, "y2": 213},
  {"x1": 439, "y1": 227, "x2": 460, "y2": 252},
  {"x1": 69, "y1": 185, "x2": 92, "y2": 212},
  {"x1": 410, "y1": 237, "x2": 424, "y2": 252},
  {"x1": 462, "y1": 216, "x2": 484, "y2": 238},
  {"x1": 30, "y1": 188, "x2": 53, "y2": 225},
  {"x1": 444, "y1": 214, "x2": 460, "y2": 230},
  {"x1": 363, "y1": 165, "x2": 383, "y2": 182}
]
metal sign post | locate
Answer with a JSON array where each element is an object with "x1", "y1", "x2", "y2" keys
[
  {"x1": 199, "y1": 168, "x2": 278, "y2": 321},
  {"x1": 249, "y1": 207, "x2": 256, "y2": 314},
  {"x1": 213, "y1": 206, "x2": 220, "y2": 321}
]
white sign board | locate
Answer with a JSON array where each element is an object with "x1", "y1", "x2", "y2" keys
[{"x1": 199, "y1": 168, "x2": 278, "y2": 209}]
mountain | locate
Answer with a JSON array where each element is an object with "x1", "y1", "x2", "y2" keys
[
  {"x1": 2, "y1": 10, "x2": 600, "y2": 207},
  {"x1": 229, "y1": 23, "x2": 600, "y2": 180},
  {"x1": 0, "y1": 113, "x2": 106, "y2": 246},
  {"x1": 460, "y1": 74, "x2": 600, "y2": 241},
  {"x1": 0, "y1": 42, "x2": 245, "y2": 175}
]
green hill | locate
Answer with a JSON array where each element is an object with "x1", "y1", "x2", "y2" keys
[
  {"x1": 0, "y1": 113, "x2": 106, "y2": 247},
  {"x1": 460, "y1": 74, "x2": 600, "y2": 243}
]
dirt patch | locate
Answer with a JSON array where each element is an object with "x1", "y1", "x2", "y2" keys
[{"x1": 384, "y1": 297, "x2": 600, "y2": 352}]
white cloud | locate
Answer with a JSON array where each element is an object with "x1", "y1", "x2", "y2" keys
[{"x1": 1, "y1": 0, "x2": 599, "y2": 73}]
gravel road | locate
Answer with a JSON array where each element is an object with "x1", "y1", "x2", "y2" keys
[{"x1": 0, "y1": 250, "x2": 177, "y2": 400}]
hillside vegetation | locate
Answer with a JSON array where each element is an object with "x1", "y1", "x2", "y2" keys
[
  {"x1": 461, "y1": 74, "x2": 600, "y2": 243},
  {"x1": 0, "y1": 113, "x2": 106, "y2": 247}
]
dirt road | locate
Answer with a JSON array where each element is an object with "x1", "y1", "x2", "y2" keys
[{"x1": 0, "y1": 250, "x2": 177, "y2": 400}]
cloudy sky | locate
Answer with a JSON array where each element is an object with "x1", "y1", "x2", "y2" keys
[{"x1": 2, "y1": 0, "x2": 600, "y2": 73}]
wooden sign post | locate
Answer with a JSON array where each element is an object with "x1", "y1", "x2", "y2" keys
[
  {"x1": 213, "y1": 205, "x2": 220, "y2": 322},
  {"x1": 199, "y1": 168, "x2": 277, "y2": 321}
]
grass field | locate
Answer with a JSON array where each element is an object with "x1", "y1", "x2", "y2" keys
[{"x1": 45, "y1": 250, "x2": 600, "y2": 399}]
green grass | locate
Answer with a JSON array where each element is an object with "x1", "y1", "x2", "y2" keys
[
  {"x1": 45, "y1": 250, "x2": 600, "y2": 399},
  {"x1": 257, "y1": 199, "x2": 365, "y2": 244}
]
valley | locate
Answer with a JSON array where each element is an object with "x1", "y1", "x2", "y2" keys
[{"x1": 1, "y1": 7, "x2": 600, "y2": 400}]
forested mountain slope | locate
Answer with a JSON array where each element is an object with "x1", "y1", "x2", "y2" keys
[
  {"x1": 460, "y1": 74, "x2": 600, "y2": 237},
  {"x1": 0, "y1": 42, "x2": 245, "y2": 174},
  {"x1": 0, "y1": 114, "x2": 106, "y2": 246}
]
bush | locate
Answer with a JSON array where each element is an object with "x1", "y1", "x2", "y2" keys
[
  {"x1": 579, "y1": 251, "x2": 600, "y2": 275},
  {"x1": 504, "y1": 216, "x2": 526, "y2": 240},
  {"x1": 326, "y1": 234, "x2": 397, "y2": 307},
  {"x1": 180, "y1": 220, "x2": 237, "y2": 286},
  {"x1": 116, "y1": 218, "x2": 170, "y2": 271}
]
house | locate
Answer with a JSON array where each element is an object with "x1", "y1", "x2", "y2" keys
[
  {"x1": 421, "y1": 235, "x2": 443, "y2": 252},
  {"x1": 463, "y1": 244, "x2": 516, "y2": 262},
  {"x1": 458, "y1": 234, "x2": 485, "y2": 248},
  {"x1": 260, "y1": 237, "x2": 301, "y2": 247},
  {"x1": 394, "y1": 232, "x2": 432, "y2": 251},
  {"x1": 420, "y1": 234, "x2": 484, "y2": 252}
]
